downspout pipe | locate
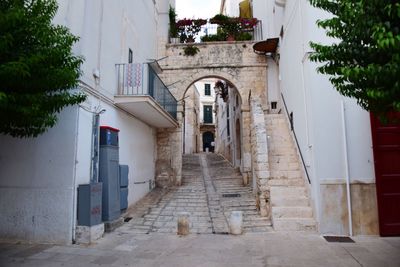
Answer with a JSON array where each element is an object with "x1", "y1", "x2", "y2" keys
[{"x1": 341, "y1": 100, "x2": 353, "y2": 236}]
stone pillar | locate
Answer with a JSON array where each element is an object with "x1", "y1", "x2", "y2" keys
[
  {"x1": 250, "y1": 98, "x2": 271, "y2": 218},
  {"x1": 241, "y1": 108, "x2": 252, "y2": 185},
  {"x1": 173, "y1": 108, "x2": 183, "y2": 186}
]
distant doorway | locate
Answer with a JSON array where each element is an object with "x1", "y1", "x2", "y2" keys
[{"x1": 203, "y1": 131, "x2": 214, "y2": 152}]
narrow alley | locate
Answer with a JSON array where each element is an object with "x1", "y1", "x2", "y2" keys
[
  {"x1": 121, "y1": 153, "x2": 272, "y2": 234},
  {"x1": 1, "y1": 153, "x2": 399, "y2": 266}
]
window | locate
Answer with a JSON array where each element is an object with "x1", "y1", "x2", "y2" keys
[
  {"x1": 128, "y1": 48, "x2": 133, "y2": 63},
  {"x1": 204, "y1": 83, "x2": 211, "y2": 96},
  {"x1": 203, "y1": 105, "x2": 213, "y2": 123}
]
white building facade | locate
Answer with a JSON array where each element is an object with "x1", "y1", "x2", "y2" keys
[
  {"x1": 0, "y1": 0, "x2": 176, "y2": 244},
  {"x1": 195, "y1": 79, "x2": 217, "y2": 152},
  {"x1": 222, "y1": 0, "x2": 381, "y2": 235}
]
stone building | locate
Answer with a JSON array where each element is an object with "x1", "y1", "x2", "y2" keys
[
  {"x1": 0, "y1": 0, "x2": 398, "y2": 245},
  {"x1": 183, "y1": 85, "x2": 200, "y2": 154},
  {"x1": 215, "y1": 81, "x2": 242, "y2": 167},
  {"x1": 196, "y1": 79, "x2": 217, "y2": 152}
]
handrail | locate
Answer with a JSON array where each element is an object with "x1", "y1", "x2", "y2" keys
[{"x1": 281, "y1": 93, "x2": 311, "y2": 184}]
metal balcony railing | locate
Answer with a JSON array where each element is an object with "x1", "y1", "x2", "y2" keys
[{"x1": 116, "y1": 63, "x2": 177, "y2": 119}]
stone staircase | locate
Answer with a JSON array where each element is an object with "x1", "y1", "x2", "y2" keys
[
  {"x1": 265, "y1": 114, "x2": 316, "y2": 231},
  {"x1": 205, "y1": 154, "x2": 272, "y2": 233}
]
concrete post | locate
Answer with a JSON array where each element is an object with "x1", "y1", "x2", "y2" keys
[{"x1": 177, "y1": 212, "x2": 190, "y2": 235}]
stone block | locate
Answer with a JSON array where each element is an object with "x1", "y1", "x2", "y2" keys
[{"x1": 75, "y1": 224, "x2": 104, "y2": 244}]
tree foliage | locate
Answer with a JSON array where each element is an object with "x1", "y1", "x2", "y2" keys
[
  {"x1": 0, "y1": 0, "x2": 85, "y2": 138},
  {"x1": 309, "y1": 0, "x2": 400, "y2": 117}
]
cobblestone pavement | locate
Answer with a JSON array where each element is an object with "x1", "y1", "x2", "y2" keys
[
  {"x1": 122, "y1": 153, "x2": 272, "y2": 234},
  {"x1": 1, "y1": 154, "x2": 400, "y2": 266},
  {"x1": 1, "y1": 233, "x2": 400, "y2": 266}
]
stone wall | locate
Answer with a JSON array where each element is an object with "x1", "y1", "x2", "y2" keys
[
  {"x1": 250, "y1": 98, "x2": 270, "y2": 217},
  {"x1": 320, "y1": 181, "x2": 379, "y2": 235},
  {"x1": 154, "y1": 41, "x2": 267, "y2": 189}
]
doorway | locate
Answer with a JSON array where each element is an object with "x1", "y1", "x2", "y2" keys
[
  {"x1": 371, "y1": 113, "x2": 400, "y2": 236},
  {"x1": 203, "y1": 131, "x2": 214, "y2": 152}
]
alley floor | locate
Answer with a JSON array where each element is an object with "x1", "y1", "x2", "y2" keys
[
  {"x1": 0, "y1": 154, "x2": 399, "y2": 267},
  {"x1": 123, "y1": 153, "x2": 272, "y2": 234}
]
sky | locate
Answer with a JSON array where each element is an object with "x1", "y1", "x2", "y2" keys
[{"x1": 175, "y1": 0, "x2": 220, "y2": 19}]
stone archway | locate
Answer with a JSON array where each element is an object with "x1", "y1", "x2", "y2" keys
[{"x1": 155, "y1": 41, "x2": 268, "y2": 188}]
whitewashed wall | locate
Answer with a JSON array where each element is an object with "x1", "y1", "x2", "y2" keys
[
  {"x1": 196, "y1": 80, "x2": 216, "y2": 124},
  {"x1": 0, "y1": 0, "x2": 172, "y2": 243},
  {"x1": 262, "y1": 0, "x2": 375, "y2": 234},
  {"x1": 0, "y1": 107, "x2": 79, "y2": 244}
]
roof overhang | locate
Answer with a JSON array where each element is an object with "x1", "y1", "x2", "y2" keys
[
  {"x1": 253, "y1": 38, "x2": 279, "y2": 55},
  {"x1": 114, "y1": 95, "x2": 178, "y2": 128}
]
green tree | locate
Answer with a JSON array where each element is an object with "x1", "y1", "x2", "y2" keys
[
  {"x1": 309, "y1": 0, "x2": 400, "y2": 117},
  {"x1": 0, "y1": 0, "x2": 85, "y2": 138}
]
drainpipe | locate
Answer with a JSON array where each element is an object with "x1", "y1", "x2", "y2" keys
[
  {"x1": 71, "y1": 106, "x2": 80, "y2": 243},
  {"x1": 341, "y1": 100, "x2": 353, "y2": 236}
]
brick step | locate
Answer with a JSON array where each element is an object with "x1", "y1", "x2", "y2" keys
[
  {"x1": 272, "y1": 218, "x2": 316, "y2": 232},
  {"x1": 272, "y1": 206, "x2": 313, "y2": 219}
]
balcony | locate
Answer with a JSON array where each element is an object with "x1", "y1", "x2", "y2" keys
[
  {"x1": 170, "y1": 17, "x2": 263, "y2": 44},
  {"x1": 115, "y1": 63, "x2": 178, "y2": 128}
]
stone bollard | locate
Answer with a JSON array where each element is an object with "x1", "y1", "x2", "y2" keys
[
  {"x1": 229, "y1": 211, "x2": 243, "y2": 235},
  {"x1": 177, "y1": 212, "x2": 190, "y2": 235}
]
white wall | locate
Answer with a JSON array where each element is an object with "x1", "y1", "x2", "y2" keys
[
  {"x1": 67, "y1": 0, "x2": 163, "y2": 210},
  {"x1": 0, "y1": 0, "x2": 170, "y2": 244},
  {"x1": 0, "y1": 107, "x2": 79, "y2": 244},
  {"x1": 272, "y1": 0, "x2": 375, "y2": 231},
  {"x1": 196, "y1": 79, "x2": 216, "y2": 124}
]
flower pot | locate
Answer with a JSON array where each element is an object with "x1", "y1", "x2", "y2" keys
[
  {"x1": 170, "y1": 37, "x2": 180, "y2": 44},
  {"x1": 227, "y1": 35, "x2": 235, "y2": 41},
  {"x1": 186, "y1": 37, "x2": 195, "y2": 43}
]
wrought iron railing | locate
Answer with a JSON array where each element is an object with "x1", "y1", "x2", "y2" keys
[
  {"x1": 116, "y1": 63, "x2": 177, "y2": 120},
  {"x1": 200, "y1": 20, "x2": 263, "y2": 42},
  {"x1": 281, "y1": 93, "x2": 311, "y2": 184},
  {"x1": 170, "y1": 20, "x2": 263, "y2": 43}
]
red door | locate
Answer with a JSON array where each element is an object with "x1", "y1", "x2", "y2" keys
[{"x1": 370, "y1": 113, "x2": 400, "y2": 236}]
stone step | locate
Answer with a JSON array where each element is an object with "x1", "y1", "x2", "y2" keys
[
  {"x1": 272, "y1": 206, "x2": 313, "y2": 219},
  {"x1": 270, "y1": 186, "x2": 307, "y2": 198},
  {"x1": 268, "y1": 178, "x2": 304, "y2": 186},
  {"x1": 272, "y1": 218, "x2": 316, "y2": 232},
  {"x1": 270, "y1": 170, "x2": 302, "y2": 179},
  {"x1": 271, "y1": 196, "x2": 310, "y2": 207}
]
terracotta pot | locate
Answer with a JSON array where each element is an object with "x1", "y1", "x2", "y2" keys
[
  {"x1": 186, "y1": 37, "x2": 195, "y2": 43},
  {"x1": 227, "y1": 35, "x2": 235, "y2": 41}
]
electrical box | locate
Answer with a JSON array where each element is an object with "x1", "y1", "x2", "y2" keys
[
  {"x1": 77, "y1": 183, "x2": 102, "y2": 226},
  {"x1": 119, "y1": 165, "x2": 129, "y2": 211},
  {"x1": 99, "y1": 126, "x2": 121, "y2": 222}
]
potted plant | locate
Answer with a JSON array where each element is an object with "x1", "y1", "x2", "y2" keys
[
  {"x1": 177, "y1": 18, "x2": 207, "y2": 43},
  {"x1": 183, "y1": 45, "x2": 200, "y2": 56},
  {"x1": 169, "y1": 6, "x2": 180, "y2": 43},
  {"x1": 214, "y1": 80, "x2": 229, "y2": 102}
]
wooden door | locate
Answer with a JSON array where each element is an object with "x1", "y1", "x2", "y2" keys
[{"x1": 370, "y1": 113, "x2": 400, "y2": 236}]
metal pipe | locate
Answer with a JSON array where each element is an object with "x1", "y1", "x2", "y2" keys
[{"x1": 341, "y1": 100, "x2": 353, "y2": 236}]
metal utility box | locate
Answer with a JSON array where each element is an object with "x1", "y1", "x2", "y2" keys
[
  {"x1": 119, "y1": 165, "x2": 129, "y2": 211},
  {"x1": 77, "y1": 183, "x2": 102, "y2": 226},
  {"x1": 99, "y1": 126, "x2": 121, "y2": 222},
  {"x1": 100, "y1": 126, "x2": 119, "y2": 146}
]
